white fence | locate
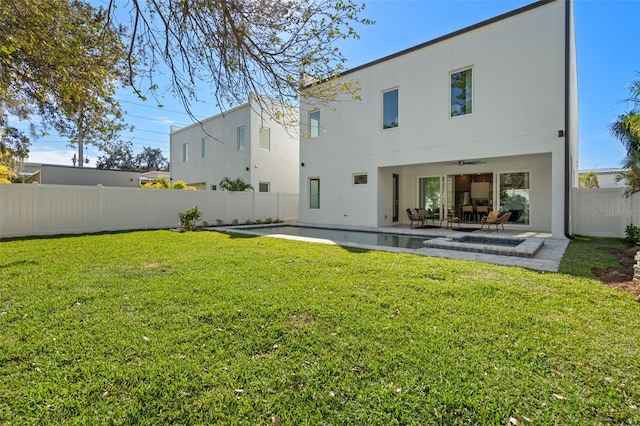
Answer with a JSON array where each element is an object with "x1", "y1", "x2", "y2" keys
[
  {"x1": 1, "y1": 184, "x2": 637, "y2": 239},
  {"x1": 572, "y1": 188, "x2": 640, "y2": 238},
  {"x1": 0, "y1": 183, "x2": 299, "y2": 239}
]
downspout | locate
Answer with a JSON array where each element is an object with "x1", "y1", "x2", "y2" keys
[{"x1": 564, "y1": 0, "x2": 574, "y2": 239}]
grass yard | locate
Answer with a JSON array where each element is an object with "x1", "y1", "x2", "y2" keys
[{"x1": 1, "y1": 230, "x2": 639, "y2": 424}]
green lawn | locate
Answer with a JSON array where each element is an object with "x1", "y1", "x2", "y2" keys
[{"x1": 1, "y1": 230, "x2": 639, "y2": 424}]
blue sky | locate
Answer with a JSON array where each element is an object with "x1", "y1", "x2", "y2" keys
[{"x1": 23, "y1": 0, "x2": 640, "y2": 170}]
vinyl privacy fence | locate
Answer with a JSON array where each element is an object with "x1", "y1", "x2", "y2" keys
[
  {"x1": 571, "y1": 188, "x2": 640, "y2": 238},
  {"x1": 0, "y1": 183, "x2": 298, "y2": 239},
  {"x1": 1, "y1": 184, "x2": 636, "y2": 239}
]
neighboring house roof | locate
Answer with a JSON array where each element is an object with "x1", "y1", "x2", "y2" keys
[{"x1": 579, "y1": 168, "x2": 628, "y2": 174}]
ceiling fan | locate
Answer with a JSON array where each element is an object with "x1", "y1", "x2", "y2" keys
[{"x1": 451, "y1": 159, "x2": 486, "y2": 166}]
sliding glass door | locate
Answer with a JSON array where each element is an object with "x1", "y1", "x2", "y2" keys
[
  {"x1": 419, "y1": 176, "x2": 444, "y2": 220},
  {"x1": 499, "y1": 172, "x2": 530, "y2": 225}
]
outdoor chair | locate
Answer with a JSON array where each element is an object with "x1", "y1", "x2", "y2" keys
[
  {"x1": 406, "y1": 208, "x2": 426, "y2": 228},
  {"x1": 480, "y1": 211, "x2": 512, "y2": 232},
  {"x1": 417, "y1": 208, "x2": 436, "y2": 226},
  {"x1": 479, "y1": 211, "x2": 500, "y2": 231}
]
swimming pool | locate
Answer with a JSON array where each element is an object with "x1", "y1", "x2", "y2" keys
[
  {"x1": 240, "y1": 225, "x2": 431, "y2": 249},
  {"x1": 216, "y1": 224, "x2": 544, "y2": 258}
]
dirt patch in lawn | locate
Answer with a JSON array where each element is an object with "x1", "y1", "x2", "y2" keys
[{"x1": 593, "y1": 244, "x2": 640, "y2": 299}]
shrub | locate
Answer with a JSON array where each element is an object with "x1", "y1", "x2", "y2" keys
[
  {"x1": 216, "y1": 219, "x2": 224, "y2": 227},
  {"x1": 232, "y1": 219, "x2": 239, "y2": 226},
  {"x1": 178, "y1": 206, "x2": 203, "y2": 231},
  {"x1": 625, "y1": 224, "x2": 640, "y2": 245},
  {"x1": 244, "y1": 219, "x2": 254, "y2": 225},
  {"x1": 265, "y1": 217, "x2": 273, "y2": 224},
  {"x1": 255, "y1": 219, "x2": 263, "y2": 225}
]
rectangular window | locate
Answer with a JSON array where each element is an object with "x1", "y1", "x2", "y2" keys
[
  {"x1": 451, "y1": 68, "x2": 473, "y2": 117},
  {"x1": 259, "y1": 127, "x2": 270, "y2": 150},
  {"x1": 202, "y1": 137, "x2": 209, "y2": 158},
  {"x1": 310, "y1": 110, "x2": 320, "y2": 138},
  {"x1": 499, "y1": 172, "x2": 530, "y2": 225},
  {"x1": 237, "y1": 126, "x2": 246, "y2": 150},
  {"x1": 259, "y1": 182, "x2": 270, "y2": 193},
  {"x1": 211, "y1": 184, "x2": 217, "y2": 191},
  {"x1": 310, "y1": 178, "x2": 320, "y2": 209},
  {"x1": 182, "y1": 143, "x2": 189, "y2": 162},
  {"x1": 353, "y1": 173, "x2": 368, "y2": 185},
  {"x1": 383, "y1": 89, "x2": 399, "y2": 129}
]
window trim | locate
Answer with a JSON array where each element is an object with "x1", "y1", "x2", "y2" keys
[
  {"x1": 237, "y1": 126, "x2": 246, "y2": 151},
  {"x1": 450, "y1": 67, "x2": 473, "y2": 118},
  {"x1": 309, "y1": 110, "x2": 320, "y2": 138},
  {"x1": 353, "y1": 173, "x2": 368, "y2": 185},
  {"x1": 259, "y1": 127, "x2": 270, "y2": 151},
  {"x1": 201, "y1": 137, "x2": 209, "y2": 158},
  {"x1": 309, "y1": 177, "x2": 320, "y2": 209},
  {"x1": 382, "y1": 87, "x2": 399, "y2": 130}
]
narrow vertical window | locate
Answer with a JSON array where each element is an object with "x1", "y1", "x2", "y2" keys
[
  {"x1": 451, "y1": 68, "x2": 473, "y2": 117},
  {"x1": 237, "y1": 126, "x2": 246, "y2": 150},
  {"x1": 202, "y1": 137, "x2": 209, "y2": 158},
  {"x1": 259, "y1": 182, "x2": 270, "y2": 192},
  {"x1": 182, "y1": 143, "x2": 189, "y2": 162},
  {"x1": 259, "y1": 127, "x2": 270, "y2": 150},
  {"x1": 383, "y1": 89, "x2": 399, "y2": 129},
  {"x1": 310, "y1": 110, "x2": 320, "y2": 138},
  {"x1": 310, "y1": 178, "x2": 320, "y2": 209}
]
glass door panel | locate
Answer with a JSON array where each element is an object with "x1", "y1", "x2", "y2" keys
[
  {"x1": 499, "y1": 172, "x2": 529, "y2": 225},
  {"x1": 419, "y1": 176, "x2": 443, "y2": 220}
]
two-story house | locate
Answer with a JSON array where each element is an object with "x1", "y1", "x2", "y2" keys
[
  {"x1": 300, "y1": 0, "x2": 577, "y2": 238},
  {"x1": 170, "y1": 97, "x2": 299, "y2": 193}
]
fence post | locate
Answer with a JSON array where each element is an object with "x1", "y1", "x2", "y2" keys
[
  {"x1": 96, "y1": 185, "x2": 104, "y2": 232},
  {"x1": 31, "y1": 182, "x2": 39, "y2": 235}
]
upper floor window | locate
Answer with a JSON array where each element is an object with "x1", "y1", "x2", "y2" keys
[
  {"x1": 259, "y1": 127, "x2": 270, "y2": 150},
  {"x1": 182, "y1": 143, "x2": 189, "y2": 162},
  {"x1": 309, "y1": 110, "x2": 320, "y2": 138},
  {"x1": 383, "y1": 88, "x2": 399, "y2": 129},
  {"x1": 237, "y1": 126, "x2": 246, "y2": 150},
  {"x1": 451, "y1": 68, "x2": 473, "y2": 117},
  {"x1": 202, "y1": 137, "x2": 209, "y2": 158}
]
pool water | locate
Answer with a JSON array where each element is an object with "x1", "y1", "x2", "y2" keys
[{"x1": 241, "y1": 226, "x2": 431, "y2": 249}]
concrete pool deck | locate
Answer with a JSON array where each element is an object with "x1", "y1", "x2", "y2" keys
[{"x1": 214, "y1": 222, "x2": 570, "y2": 272}]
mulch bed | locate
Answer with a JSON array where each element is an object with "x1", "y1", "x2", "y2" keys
[{"x1": 592, "y1": 244, "x2": 640, "y2": 300}]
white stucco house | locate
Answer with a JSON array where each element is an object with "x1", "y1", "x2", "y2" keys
[
  {"x1": 299, "y1": 0, "x2": 577, "y2": 238},
  {"x1": 170, "y1": 97, "x2": 299, "y2": 193}
]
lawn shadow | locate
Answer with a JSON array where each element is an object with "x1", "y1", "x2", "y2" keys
[{"x1": 0, "y1": 259, "x2": 39, "y2": 269}]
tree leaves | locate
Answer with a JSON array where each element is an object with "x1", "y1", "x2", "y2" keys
[{"x1": 0, "y1": 0, "x2": 129, "y2": 155}]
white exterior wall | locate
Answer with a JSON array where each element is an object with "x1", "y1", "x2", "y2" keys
[
  {"x1": 247, "y1": 99, "x2": 300, "y2": 193},
  {"x1": 170, "y1": 105, "x2": 252, "y2": 189},
  {"x1": 23, "y1": 163, "x2": 141, "y2": 187},
  {"x1": 300, "y1": 0, "x2": 576, "y2": 237},
  {"x1": 170, "y1": 99, "x2": 299, "y2": 193}
]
